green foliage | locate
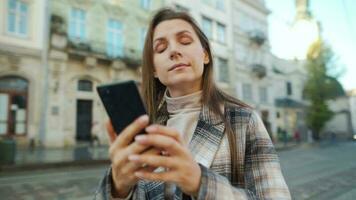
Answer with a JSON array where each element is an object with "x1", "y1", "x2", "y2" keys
[{"x1": 303, "y1": 39, "x2": 345, "y2": 140}]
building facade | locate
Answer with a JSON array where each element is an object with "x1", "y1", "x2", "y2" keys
[
  {"x1": 324, "y1": 90, "x2": 356, "y2": 140},
  {"x1": 1, "y1": 0, "x2": 324, "y2": 147},
  {"x1": 44, "y1": 0, "x2": 164, "y2": 147},
  {"x1": 0, "y1": 0, "x2": 47, "y2": 147},
  {"x1": 271, "y1": 56, "x2": 308, "y2": 140},
  {"x1": 232, "y1": 0, "x2": 279, "y2": 139},
  {"x1": 0, "y1": 0, "x2": 165, "y2": 147},
  {"x1": 349, "y1": 89, "x2": 356, "y2": 137}
]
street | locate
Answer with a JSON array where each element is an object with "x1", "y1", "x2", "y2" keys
[
  {"x1": 0, "y1": 141, "x2": 356, "y2": 200},
  {"x1": 280, "y1": 141, "x2": 356, "y2": 200},
  {"x1": 0, "y1": 165, "x2": 107, "y2": 200}
]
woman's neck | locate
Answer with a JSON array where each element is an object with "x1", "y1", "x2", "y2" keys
[{"x1": 167, "y1": 84, "x2": 202, "y2": 97}]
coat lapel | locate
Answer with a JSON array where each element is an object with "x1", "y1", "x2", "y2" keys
[{"x1": 188, "y1": 103, "x2": 225, "y2": 168}]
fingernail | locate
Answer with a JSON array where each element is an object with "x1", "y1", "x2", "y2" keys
[
  {"x1": 145, "y1": 125, "x2": 156, "y2": 132},
  {"x1": 135, "y1": 135, "x2": 147, "y2": 142},
  {"x1": 128, "y1": 155, "x2": 140, "y2": 161},
  {"x1": 138, "y1": 115, "x2": 148, "y2": 124}
]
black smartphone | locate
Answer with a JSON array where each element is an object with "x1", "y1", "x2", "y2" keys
[{"x1": 96, "y1": 80, "x2": 147, "y2": 135}]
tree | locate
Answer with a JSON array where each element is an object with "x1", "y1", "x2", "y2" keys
[{"x1": 303, "y1": 39, "x2": 345, "y2": 140}]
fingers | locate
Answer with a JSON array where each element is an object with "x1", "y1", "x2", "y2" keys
[
  {"x1": 109, "y1": 139, "x2": 149, "y2": 161},
  {"x1": 145, "y1": 125, "x2": 183, "y2": 144},
  {"x1": 134, "y1": 134, "x2": 183, "y2": 155},
  {"x1": 134, "y1": 170, "x2": 176, "y2": 183},
  {"x1": 128, "y1": 154, "x2": 176, "y2": 169},
  {"x1": 113, "y1": 115, "x2": 149, "y2": 149}
]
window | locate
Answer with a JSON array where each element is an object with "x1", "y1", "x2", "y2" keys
[
  {"x1": 140, "y1": 27, "x2": 147, "y2": 51},
  {"x1": 107, "y1": 19, "x2": 123, "y2": 58},
  {"x1": 202, "y1": 17, "x2": 213, "y2": 39},
  {"x1": 140, "y1": 0, "x2": 150, "y2": 10},
  {"x1": 175, "y1": 4, "x2": 189, "y2": 12},
  {"x1": 78, "y1": 80, "x2": 93, "y2": 92},
  {"x1": 235, "y1": 43, "x2": 247, "y2": 62},
  {"x1": 259, "y1": 86, "x2": 268, "y2": 103},
  {"x1": 242, "y1": 83, "x2": 253, "y2": 101},
  {"x1": 286, "y1": 82, "x2": 292, "y2": 96},
  {"x1": 202, "y1": 0, "x2": 213, "y2": 5},
  {"x1": 69, "y1": 8, "x2": 86, "y2": 41},
  {"x1": 203, "y1": 0, "x2": 224, "y2": 11},
  {"x1": 7, "y1": 0, "x2": 29, "y2": 36},
  {"x1": 217, "y1": 58, "x2": 229, "y2": 83},
  {"x1": 216, "y1": 0, "x2": 225, "y2": 11},
  {"x1": 217, "y1": 23, "x2": 226, "y2": 43}
]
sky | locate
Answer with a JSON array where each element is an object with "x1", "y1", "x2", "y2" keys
[{"x1": 265, "y1": 0, "x2": 356, "y2": 91}]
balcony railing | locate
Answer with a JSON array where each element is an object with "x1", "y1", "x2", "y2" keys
[
  {"x1": 248, "y1": 29, "x2": 266, "y2": 46},
  {"x1": 50, "y1": 14, "x2": 142, "y2": 68},
  {"x1": 250, "y1": 63, "x2": 267, "y2": 78}
]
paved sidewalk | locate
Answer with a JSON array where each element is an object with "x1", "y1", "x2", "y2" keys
[
  {"x1": 0, "y1": 141, "x2": 301, "y2": 173},
  {"x1": 0, "y1": 144, "x2": 110, "y2": 172}
]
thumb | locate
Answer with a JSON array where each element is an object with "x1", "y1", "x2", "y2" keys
[{"x1": 106, "y1": 121, "x2": 117, "y2": 144}]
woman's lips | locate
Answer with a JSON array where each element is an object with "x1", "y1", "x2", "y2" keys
[{"x1": 169, "y1": 63, "x2": 190, "y2": 71}]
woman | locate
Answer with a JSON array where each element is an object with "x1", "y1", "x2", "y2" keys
[{"x1": 95, "y1": 8, "x2": 291, "y2": 200}]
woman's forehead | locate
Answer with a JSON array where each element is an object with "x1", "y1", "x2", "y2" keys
[{"x1": 153, "y1": 19, "x2": 196, "y2": 40}]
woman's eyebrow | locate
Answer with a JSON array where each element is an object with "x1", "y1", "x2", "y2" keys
[
  {"x1": 153, "y1": 30, "x2": 192, "y2": 43},
  {"x1": 176, "y1": 30, "x2": 192, "y2": 36}
]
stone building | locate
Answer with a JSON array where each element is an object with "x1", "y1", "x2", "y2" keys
[
  {"x1": 44, "y1": 0, "x2": 164, "y2": 147},
  {"x1": 0, "y1": 0, "x2": 47, "y2": 147}
]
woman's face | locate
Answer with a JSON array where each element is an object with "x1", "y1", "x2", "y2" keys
[{"x1": 152, "y1": 19, "x2": 209, "y2": 93}]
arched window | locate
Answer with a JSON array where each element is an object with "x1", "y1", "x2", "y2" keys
[{"x1": 77, "y1": 79, "x2": 93, "y2": 92}]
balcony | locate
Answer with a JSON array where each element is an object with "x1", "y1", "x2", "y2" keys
[
  {"x1": 50, "y1": 14, "x2": 66, "y2": 36},
  {"x1": 49, "y1": 14, "x2": 141, "y2": 69},
  {"x1": 248, "y1": 29, "x2": 266, "y2": 46},
  {"x1": 250, "y1": 63, "x2": 267, "y2": 78}
]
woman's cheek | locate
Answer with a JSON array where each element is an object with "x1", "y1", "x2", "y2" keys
[{"x1": 155, "y1": 70, "x2": 169, "y2": 85}]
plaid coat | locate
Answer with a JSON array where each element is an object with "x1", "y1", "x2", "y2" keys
[{"x1": 94, "y1": 102, "x2": 291, "y2": 200}]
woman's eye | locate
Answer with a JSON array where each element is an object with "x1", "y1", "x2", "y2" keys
[
  {"x1": 155, "y1": 44, "x2": 166, "y2": 53},
  {"x1": 180, "y1": 37, "x2": 192, "y2": 44}
]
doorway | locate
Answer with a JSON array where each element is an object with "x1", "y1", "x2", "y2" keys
[{"x1": 76, "y1": 99, "x2": 93, "y2": 142}]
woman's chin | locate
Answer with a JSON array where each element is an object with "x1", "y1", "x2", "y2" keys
[{"x1": 165, "y1": 77, "x2": 201, "y2": 88}]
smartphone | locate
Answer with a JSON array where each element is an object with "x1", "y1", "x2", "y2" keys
[{"x1": 96, "y1": 80, "x2": 147, "y2": 135}]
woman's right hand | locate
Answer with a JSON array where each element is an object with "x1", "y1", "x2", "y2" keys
[{"x1": 106, "y1": 115, "x2": 159, "y2": 198}]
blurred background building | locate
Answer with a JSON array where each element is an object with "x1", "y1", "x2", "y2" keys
[
  {"x1": 0, "y1": 0, "x2": 47, "y2": 147},
  {"x1": 0, "y1": 0, "x2": 354, "y2": 148}
]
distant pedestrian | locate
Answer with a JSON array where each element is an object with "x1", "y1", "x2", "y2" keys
[
  {"x1": 294, "y1": 129, "x2": 301, "y2": 144},
  {"x1": 307, "y1": 129, "x2": 313, "y2": 143}
]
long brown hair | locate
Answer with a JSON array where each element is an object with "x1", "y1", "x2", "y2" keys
[{"x1": 141, "y1": 8, "x2": 249, "y2": 185}]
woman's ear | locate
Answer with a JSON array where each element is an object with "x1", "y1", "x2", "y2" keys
[
  {"x1": 153, "y1": 70, "x2": 158, "y2": 78},
  {"x1": 203, "y1": 50, "x2": 210, "y2": 64}
]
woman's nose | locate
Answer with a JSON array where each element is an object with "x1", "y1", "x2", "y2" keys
[
  {"x1": 168, "y1": 41, "x2": 182, "y2": 60},
  {"x1": 169, "y1": 50, "x2": 182, "y2": 60}
]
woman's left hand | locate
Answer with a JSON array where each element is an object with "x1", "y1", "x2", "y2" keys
[{"x1": 128, "y1": 124, "x2": 201, "y2": 196}]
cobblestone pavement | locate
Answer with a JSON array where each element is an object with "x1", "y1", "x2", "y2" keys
[
  {"x1": 0, "y1": 165, "x2": 107, "y2": 200},
  {"x1": 279, "y1": 141, "x2": 356, "y2": 200}
]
